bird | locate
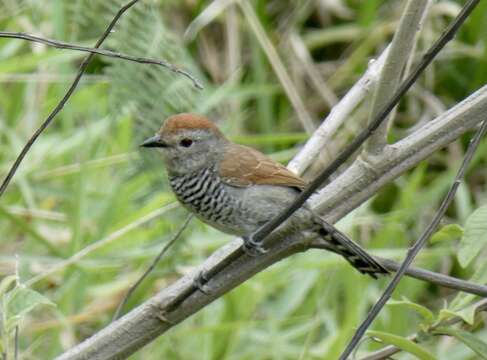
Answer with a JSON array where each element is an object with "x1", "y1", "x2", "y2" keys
[{"x1": 141, "y1": 113, "x2": 388, "y2": 278}]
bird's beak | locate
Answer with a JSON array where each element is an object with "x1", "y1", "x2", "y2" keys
[{"x1": 140, "y1": 134, "x2": 168, "y2": 148}]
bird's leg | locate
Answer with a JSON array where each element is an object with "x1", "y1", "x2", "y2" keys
[
  {"x1": 193, "y1": 270, "x2": 210, "y2": 295},
  {"x1": 242, "y1": 234, "x2": 267, "y2": 256}
]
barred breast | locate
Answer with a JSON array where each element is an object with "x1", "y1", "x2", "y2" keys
[{"x1": 168, "y1": 167, "x2": 247, "y2": 235}]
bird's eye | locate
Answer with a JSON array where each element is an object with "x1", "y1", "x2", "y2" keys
[{"x1": 179, "y1": 138, "x2": 193, "y2": 148}]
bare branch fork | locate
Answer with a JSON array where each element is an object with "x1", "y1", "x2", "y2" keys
[{"x1": 54, "y1": 1, "x2": 487, "y2": 358}]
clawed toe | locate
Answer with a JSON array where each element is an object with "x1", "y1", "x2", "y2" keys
[
  {"x1": 242, "y1": 236, "x2": 267, "y2": 256},
  {"x1": 193, "y1": 271, "x2": 210, "y2": 295}
]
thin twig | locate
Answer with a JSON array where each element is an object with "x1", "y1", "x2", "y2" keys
[
  {"x1": 0, "y1": 31, "x2": 203, "y2": 89},
  {"x1": 376, "y1": 257, "x2": 487, "y2": 297},
  {"x1": 339, "y1": 118, "x2": 487, "y2": 360},
  {"x1": 0, "y1": 0, "x2": 142, "y2": 199},
  {"x1": 309, "y1": 241, "x2": 487, "y2": 297},
  {"x1": 112, "y1": 214, "x2": 193, "y2": 321}
]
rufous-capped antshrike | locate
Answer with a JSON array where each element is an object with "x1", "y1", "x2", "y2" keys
[{"x1": 141, "y1": 113, "x2": 387, "y2": 278}]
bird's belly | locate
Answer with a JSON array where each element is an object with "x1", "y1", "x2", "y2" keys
[
  {"x1": 169, "y1": 171, "x2": 255, "y2": 235},
  {"x1": 177, "y1": 192, "x2": 249, "y2": 236}
]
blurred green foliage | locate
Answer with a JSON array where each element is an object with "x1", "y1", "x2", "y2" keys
[{"x1": 0, "y1": 0, "x2": 487, "y2": 359}]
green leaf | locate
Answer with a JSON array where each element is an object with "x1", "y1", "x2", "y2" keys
[
  {"x1": 430, "y1": 224, "x2": 463, "y2": 244},
  {"x1": 367, "y1": 330, "x2": 437, "y2": 360},
  {"x1": 458, "y1": 205, "x2": 487, "y2": 267},
  {"x1": 387, "y1": 297, "x2": 434, "y2": 325},
  {"x1": 6, "y1": 287, "x2": 55, "y2": 330},
  {"x1": 434, "y1": 327, "x2": 487, "y2": 359},
  {"x1": 439, "y1": 308, "x2": 476, "y2": 326}
]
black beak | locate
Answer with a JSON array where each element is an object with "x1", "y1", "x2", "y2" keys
[{"x1": 140, "y1": 134, "x2": 168, "y2": 148}]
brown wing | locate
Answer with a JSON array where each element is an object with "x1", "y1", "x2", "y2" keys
[{"x1": 219, "y1": 144, "x2": 306, "y2": 191}]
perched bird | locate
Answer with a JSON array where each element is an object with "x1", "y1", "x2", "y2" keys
[{"x1": 141, "y1": 113, "x2": 387, "y2": 278}]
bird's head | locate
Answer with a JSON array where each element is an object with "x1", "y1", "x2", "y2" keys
[{"x1": 141, "y1": 113, "x2": 228, "y2": 176}]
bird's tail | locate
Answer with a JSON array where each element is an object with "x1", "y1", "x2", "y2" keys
[{"x1": 313, "y1": 216, "x2": 388, "y2": 279}]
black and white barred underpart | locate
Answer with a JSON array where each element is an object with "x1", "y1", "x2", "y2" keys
[{"x1": 168, "y1": 166, "x2": 242, "y2": 227}]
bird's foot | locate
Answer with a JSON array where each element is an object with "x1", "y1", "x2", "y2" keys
[
  {"x1": 242, "y1": 235, "x2": 267, "y2": 256},
  {"x1": 193, "y1": 270, "x2": 210, "y2": 295}
]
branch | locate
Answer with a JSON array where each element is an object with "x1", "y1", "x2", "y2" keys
[
  {"x1": 365, "y1": 0, "x2": 430, "y2": 154},
  {"x1": 338, "y1": 117, "x2": 487, "y2": 359},
  {"x1": 55, "y1": 83, "x2": 487, "y2": 359},
  {"x1": 0, "y1": 31, "x2": 203, "y2": 89},
  {"x1": 0, "y1": 0, "x2": 142, "y2": 199},
  {"x1": 310, "y1": 241, "x2": 487, "y2": 297},
  {"x1": 287, "y1": 47, "x2": 389, "y2": 175}
]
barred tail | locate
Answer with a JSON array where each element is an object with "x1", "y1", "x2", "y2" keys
[{"x1": 314, "y1": 216, "x2": 388, "y2": 279}]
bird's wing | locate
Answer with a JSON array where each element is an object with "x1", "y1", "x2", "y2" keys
[{"x1": 219, "y1": 144, "x2": 306, "y2": 191}]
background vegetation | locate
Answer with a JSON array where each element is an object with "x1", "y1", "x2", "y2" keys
[{"x1": 1, "y1": 0, "x2": 487, "y2": 359}]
